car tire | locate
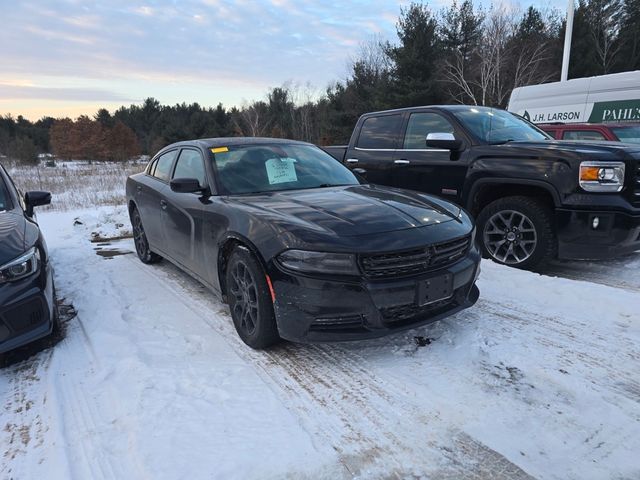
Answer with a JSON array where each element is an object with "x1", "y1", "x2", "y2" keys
[
  {"x1": 225, "y1": 247, "x2": 280, "y2": 349},
  {"x1": 477, "y1": 196, "x2": 556, "y2": 269},
  {"x1": 131, "y1": 207, "x2": 162, "y2": 264}
]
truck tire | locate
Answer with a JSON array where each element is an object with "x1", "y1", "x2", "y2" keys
[{"x1": 477, "y1": 196, "x2": 556, "y2": 269}]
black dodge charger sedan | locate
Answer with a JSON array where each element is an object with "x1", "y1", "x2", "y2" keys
[
  {"x1": 126, "y1": 138, "x2": 481, "y2": 348},
  {"x1": 0, "y1": 163, "x2": 56, "y2": 355}
]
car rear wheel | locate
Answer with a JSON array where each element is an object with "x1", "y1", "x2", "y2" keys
[
  {"x1": 131, "y1": 207, "x2": 161, "y2": 264},
  {"x1": 226, "y1": 247, "x2": 280, "y2": 349},
  {"x1": 477, "y1": 196, "x2": 556, "y2": 269}
]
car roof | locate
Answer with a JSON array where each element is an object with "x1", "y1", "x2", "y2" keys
[{"x1": 162, "y1": 137, "x2": 313, "y2": 151}]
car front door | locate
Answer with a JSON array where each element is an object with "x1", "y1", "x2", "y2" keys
[
  {"x1": 392, "y1": 110, "x2": 469, "y2": 203},
  {"x1": 163, "y1": 148, "x2": 208, "y2": 278},
  {"x1": 137, "y1": 149, "x2": 178, "y2": 255},
  {"x1": 344, "y1": 113, "x2": 404, "y2": 186}
]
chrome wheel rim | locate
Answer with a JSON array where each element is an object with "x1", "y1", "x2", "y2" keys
[
  {"x1": 133, "y1": 213, "x2": 147, "y2": 257},
  {"x1": 229, "y1": 261, "x2": 258, "y2": 335},
  {"x1": 483, "y1": 210, "x2": 537, "y2": 265}
]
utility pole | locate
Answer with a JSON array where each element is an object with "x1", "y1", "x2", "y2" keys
[{"x1": 561, "y1": 0, "x2": 575, "y2": 81}]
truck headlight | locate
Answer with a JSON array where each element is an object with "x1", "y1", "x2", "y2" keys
[
  {"x1": 579, "y1": 161, "x2": 625, "y2": 192},
  {"x1": 277, "y1": 249, "x2": 359, "y2": 275},
  {"x1": 0, "y1": 247, "x2": 40, "y2": 284}
]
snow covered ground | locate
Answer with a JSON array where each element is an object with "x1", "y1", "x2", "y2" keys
[{"x1": 1, "y1": 206, "x2": 639, "y2": 479}]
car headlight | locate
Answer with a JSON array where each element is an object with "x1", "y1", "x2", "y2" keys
[
  {"x1": 0, "y1": 247, "x2": 40, "y2": 284},
  {"x1": 579, "y1": 161, "x2": 625, "y2": 192},
  {"x1": 277, "y1": 249, "x2": 359, "y2": 275}
]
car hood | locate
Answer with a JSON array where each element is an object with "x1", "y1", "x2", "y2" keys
[
  {"x1": 501, "y1": 140, "x2": 640, "y2": 157},
  {"x1": 227, "y1": 185, "x2": 462, "y2": 237},
  {"x1": 0, "y1": 211, "x2": 27, "y2": 266}
]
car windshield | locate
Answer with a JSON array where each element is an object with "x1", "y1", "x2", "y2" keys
[
  {"x1": 611, "y1": 126, "x2": 640, "y2": 144},
  {"x1": 452, "y1": 107, "x2": 550, "y2": 144},
  {"x1": 212, "y1": 144, "x2": 360, "y2": 195}
]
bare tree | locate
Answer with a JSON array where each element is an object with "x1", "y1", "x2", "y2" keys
[
  {"x1": 442, "y1": 51, "x2": 479, "y2": 104},
  {"x1": 587, "y1": 0, "x2": 623, "y2": 73},
  {"x1": 236, "y1": 101, "x2": 270, "y2": 137},
  {"x1": 476, "y1": 7, "x2": 514, "y2": 107}
]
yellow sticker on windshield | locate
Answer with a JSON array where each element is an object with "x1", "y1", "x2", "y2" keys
[{"x1": 211, "y1": 147, "x2": 229, "y2": 153}]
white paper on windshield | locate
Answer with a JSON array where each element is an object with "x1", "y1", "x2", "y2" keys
[{"x1": 265, "y1": 157, "x2": 297, "y2": 184}]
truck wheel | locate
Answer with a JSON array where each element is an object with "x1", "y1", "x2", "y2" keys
[{"x1": 477, "y1": 196, "x2": 556, "y2": 269}]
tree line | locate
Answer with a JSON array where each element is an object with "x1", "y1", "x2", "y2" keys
[{"x1": 1, "y1": 0, "x2": 638, "y2": 164}]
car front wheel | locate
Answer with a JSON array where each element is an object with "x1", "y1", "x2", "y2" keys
[
  {"x1": 477, "y1": 196, "x2": 556, "y2": 269},
  {"x1": 131, "y1": 207, "x2": 161, "y2": 264},
  {"x1": 226, "y1": 247, "x2": 280, "y2": 349}
]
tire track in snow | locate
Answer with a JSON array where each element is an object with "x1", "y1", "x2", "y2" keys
[
  {"x1": 474, "y1": 298, "x2": 640, "y2": 406},
  {"x1": 1, "y1": 352, "x2": 53, "y2": 479},
  {"x1": 543, "y1": 255, "x2": 640, "y2": 293},
  {"x1": 131, "y1": 256, "x2": 536, "y2": 479}
]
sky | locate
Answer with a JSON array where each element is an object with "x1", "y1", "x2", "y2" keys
[{"x1": 0, "y1": 0, "x2": 566, "y2": 120}]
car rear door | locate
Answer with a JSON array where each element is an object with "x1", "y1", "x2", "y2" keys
[
  {"x1": 136, "y1": 149, "x2": 178, "y2": 254},
  {"x1": 343, "y1": 113, "x2": 404, "y2": 186},
  {"x1": 391, "y1": 110, "x2": 469, "y2": 203},
  {"x1": 162, "y1": 147, "x2": 208, "y2": 278}
]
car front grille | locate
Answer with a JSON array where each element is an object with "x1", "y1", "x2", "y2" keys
[
  {"x1": 1, "y1": 297, "x2": 46, "y2": 333},
  {"x1": 359, "y1": 235, "x2": 471, "y2": 279},
  {"x1": 380, "y1": 296, "x2": 456, "y2": 327},
  {"x1": 309, "y1": 315, "x2": 366, "y2": 333}
]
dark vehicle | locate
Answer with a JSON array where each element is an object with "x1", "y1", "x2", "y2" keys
[
  {"x1": 539, "y1": 122, "x2": 640, "y2": 144},
  {"x1": 325, "y1": 106, "x2": 640, "y2": 269},
  {"x1": 126, "y1": 138, "x2": 480, "y2": 349},
  {"x1": 0, "y1": 163, "x2": 56, "y2": 355}
]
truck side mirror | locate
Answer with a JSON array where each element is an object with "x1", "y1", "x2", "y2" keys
[{"x1": 426, "y1": 133, "x2": 463, "y2": 151}]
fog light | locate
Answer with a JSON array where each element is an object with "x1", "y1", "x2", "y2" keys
[{"x1": 592, "y1": 216, "x2": 600, "y2": 229}]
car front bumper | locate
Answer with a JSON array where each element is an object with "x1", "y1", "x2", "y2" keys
[
  {"x1": 556, "y1": 208, "x2": 640, "y2": 260},
  {"x1": 0, "y1": 263, "x2": 55, "y2": 354},
  {"x1": 268, "y1": 247, "x2": 481, "y2": 343}
]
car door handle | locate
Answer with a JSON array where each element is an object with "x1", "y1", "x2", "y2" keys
[
  {"x1": 394, "y1": 159, "x2": 410, "y2": 164},
  {"x1": 346, "y1": 158, "x2": 359, "y2": 163},
  {"x1": 160, "y1": 200, "x2": 167, "y2": 210}
]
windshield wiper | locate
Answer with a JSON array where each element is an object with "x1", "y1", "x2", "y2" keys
[{"x1": 487, "y1": 139, "x2": 516, "y2": 145}]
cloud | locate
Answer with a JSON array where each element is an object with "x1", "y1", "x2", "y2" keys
[
  {"x1": 0, "y1": 84, "x2": 137, "y2": 102},
  {"x1": 0, "y1": 0, "x2": 568, "y2": 119}
]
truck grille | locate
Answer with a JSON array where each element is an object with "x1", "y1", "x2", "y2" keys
[{"x1": 359, "y1": 236, "x2": 471, "y2": 279}]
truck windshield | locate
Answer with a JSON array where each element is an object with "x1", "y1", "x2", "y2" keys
[
  {"x1": 213, "y1": 144, "x2": 360, "y2": 195},
  {"x1": 611, "y1": 126, "x2": 640, "y2": 144},
  {"x1": 452, "y1": 107, "x2": 549, "y2": 144}
]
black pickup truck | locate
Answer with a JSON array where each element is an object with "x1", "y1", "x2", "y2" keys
[{"x1": 323, "y1": 105, "x2": 640, "y2": 269}]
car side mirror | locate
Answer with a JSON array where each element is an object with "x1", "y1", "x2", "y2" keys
[
  {"x1": 170, "y1": 178, "x2": 204, "y2": 194},
  {"x1": 426, "y1": 133, "x2": 463, "y2": 151},
  {"x1": 352, "y1": 167, "x2": 368, "y2": 182},
  {"x1": 24, "y1": 191, "x2": 51, "y2": 216}
]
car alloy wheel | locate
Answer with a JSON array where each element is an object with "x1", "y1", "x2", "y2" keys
[
  {"x1": 131, "y1": 208, "x2": 161, "y2": 264},
  {"x1": 228, "y1": 260, "x2": 259, "y2": 336},
  {"x1": 483, "y1": 209, "x2": 538, "y2": 265},
  {"x1": 225, "y1": 247, "x2": 280, "y2": 349}
]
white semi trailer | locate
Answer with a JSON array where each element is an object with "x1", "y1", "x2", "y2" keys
[{"x1": 507, "y1": 71, "x2": 640, "y2": 124}]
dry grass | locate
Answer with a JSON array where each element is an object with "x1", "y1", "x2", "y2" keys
[{"x1": 6, "y1": 160, "x2": 146, "y2": 211}]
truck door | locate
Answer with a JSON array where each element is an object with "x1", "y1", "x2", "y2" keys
[
  {"x1": 392, "y1": 111, "x2": 469, "y2": 204},
  {"x1": 343, "y1": 113, "x2": 404, "y2": 187}
]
